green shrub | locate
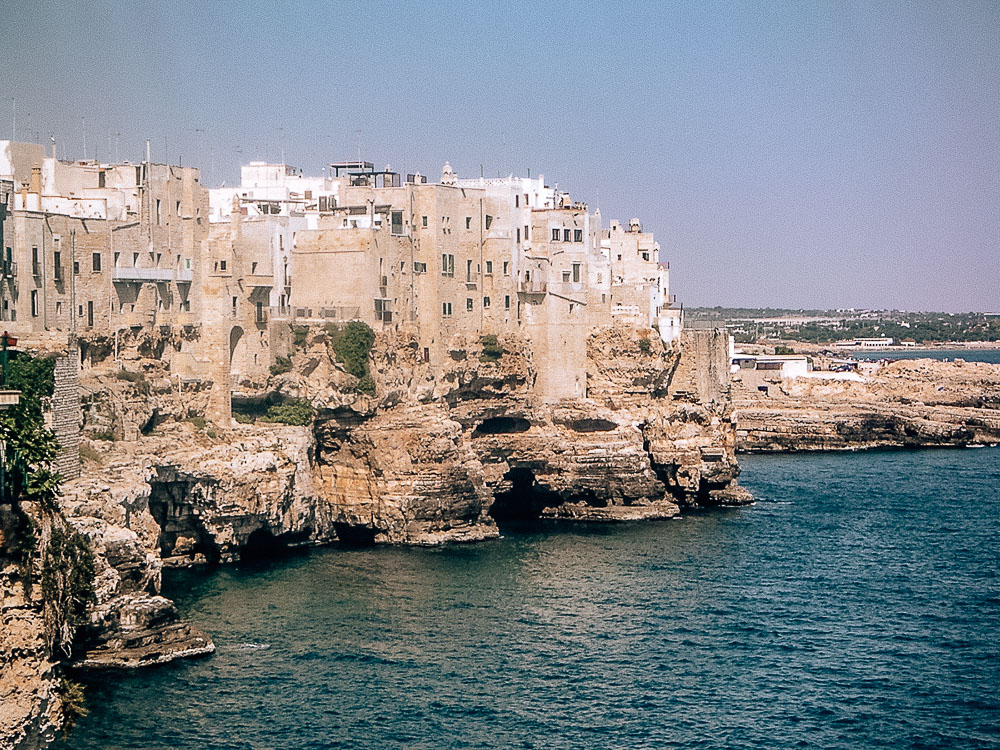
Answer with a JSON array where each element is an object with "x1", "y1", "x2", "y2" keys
[
  {"x1": 638, "y1": 338, "x2": 652, "y2": 354},
  {"x1": 480, "y1": 334, "x2": 503, "y2": 362},
  {"x1": 58, "y1": 677, "x2": 88, "y2": 734},
  {"x1": 233, "y1": 411, "x2": 255, "y2": 424},
  {"x1": 186, "y1": 416, "x2": 207, "y2": 430},
  {"x1": 41, "y1": 525, "x2": 96, "y2": 655},
  {"x1": 356, "y1": 374, "x2": 376, "y2": 395},
  {"x1": 269, "y1": 356, "x2": 292, "y2": 376},
  {"x1": 327, "y1": 321, "x2": 375, "y2": 379},
  {"x1": 774, "y1": 345, "x2": 795, "y2": 355},
  {"x1": 292, "y1": 326, "x2": 309, "y2": 348},
  {"x1": 258, "y1": 399, "x2": 313, "y2": 426}
]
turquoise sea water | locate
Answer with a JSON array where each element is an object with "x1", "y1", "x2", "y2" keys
[{"x1": 60, "y1": 448, "x2": 1000, "y2": 749}]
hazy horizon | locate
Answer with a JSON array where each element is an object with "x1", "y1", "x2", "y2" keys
[{"x1": 3, "y1": 0, "x2": 997, "y2": 312}]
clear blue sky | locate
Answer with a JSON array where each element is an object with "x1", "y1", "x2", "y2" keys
[{"x1": 3, "y1": 0, "x2": 998, "y2": 311}]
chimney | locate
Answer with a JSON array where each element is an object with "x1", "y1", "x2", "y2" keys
[{"x1": 30, "y1": 167, "x2": 41, "y2": 195}]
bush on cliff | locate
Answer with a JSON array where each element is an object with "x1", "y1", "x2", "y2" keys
[
  {"x1": 638, "y1": 337, "x2": 652, "y2": 354},
  {"x1": 269, "y1": 356, "x2": 292, "y2": 376},
  {"x1": 480, "y1": 334, "x2": 503, "y2": 362},
  {"x1": 326, "y1": 321, "x2": 376, "y2": 379},
  {"x1": 292, "y1": 326, "x2": 309, "y2": 348},
  {"x1": 258, "y1": 398, "x2": 313, "y2": 426}
]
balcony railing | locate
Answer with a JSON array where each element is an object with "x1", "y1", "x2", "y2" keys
[
  {"x1": 519, "y1": 280, "x2": 547, "y2": 295},
  {"x1": 53, "y1": 264, "x2": 64, "y2": 281},
  {"x1": 176, "y1": 268, "x2": 193, "y2": 283},
  {"x1": 112, "y1": 266, "x2": 176, "y2": 282},
  {"x1": 2, "y1": 261, "x2": 17, "y2": 278},
  {"x1": 32, "y1": 262, "x2": 41, "y2": 277}
]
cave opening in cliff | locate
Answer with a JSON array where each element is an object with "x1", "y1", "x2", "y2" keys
[{"x1": 489, "y1": 467, "x2": 565, "y2": 521}]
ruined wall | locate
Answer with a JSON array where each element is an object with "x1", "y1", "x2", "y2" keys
[{"x1": 668, "y1": 328, "x2": 730, "y2": 404}]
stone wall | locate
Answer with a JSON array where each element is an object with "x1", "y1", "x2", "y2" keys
[{"x1": 50, "y1": 354, "x2": 80, "y2": 480}]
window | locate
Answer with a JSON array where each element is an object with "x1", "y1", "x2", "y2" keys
[
  {"x1": 56, "y1": 301, "x2": 62, "y2": 315},
  {"x1": 442, "y1": 302, "x2": 453, "y2": 317},
  {"x1": 564, "y1": 229, "x2": 571, "y2": 242},
  {"x1": 574, "y1": 229, "x2": 583, "y2": 242},
  {"x1": 485, "y1": 215, "x2": 493, "y2": 230},
  {"x1": 53, "y1": 251, "x2": 62, "y2": 280},
  {"x1": 552, "y1": 228, "x2": 560, "y2": 241},
  {"x1": 572, "y1": 263, "x2": 580, "y2": 283},
  {"x1": 515, "y1": 195, "x2": 519, "y2": 208},
  {"x1": 465, "y1": 217, "x2": 471, "y2": 229},
  {"x1": 503, "y1": 261, "x2": 509, "y2": 276},
  {"x1": 466, "y1": 259, "x2": 473, "y2": 282},
  {"x1": 441, "y1": 253, "x2": 454, "y2": 276},
  {"x1": 32, "y1": 247, "x2": 39, "y2": 276},
  {"x1": 391, "y1": 210, "x2": 403, "y2": 235},
  {"x1": 73, "y1": 261, "x2": 79, "y2": 275},
  {"x1": 466, "y1": 298, "x2": 473, "y2": 311},
  {"x1": 98, "y1": 170, "x2": 106, "y2": 188},
  {"x1": 423, "y1": 347, "x2": 430, "y2": 363},
  {"x1": 156, "y1": 199, "x2": 162, "y2": 225},
  {"x1": 31, "y1": 290, "x2": 38, "y2": 317},
  {"x1": 422, "y1": 215, "x2": 428, "y2": 227},
  {"x1": 562, "y1": 271, "x2": 570, "y2": 282},
  {"x1": 220, "y1": 259, "x2": 227, "y2": 271},
  {"x1": 92, "y1": 252, "x2": 102, "y2": 272},
  {"x1": 485, "y1": 260, "x2": 493, "y2": 275},
  {"x1": 524, "y1": 225, "x2": 529, "y2": 241},
  {"x1": 641, "y1": 252, "x2": 649, "y2": 261},
  {"x1": 232, "y1": 296, "x2": 237, "y2": 310},
  {"x1": 483, "y1": 296, "x2": 491, "y2": 308},
  {"x1": 176, "y1": 200, "x2": 181, "y2": 216},
  {"x1": 414, "y1": 261, "x2": 427, "y2": 273},
  {"x1": 87, "y1": 300, "x2": 94, "y2": 327},
  {"x1": 504, "y1": 295, "x2": 510, "y2": 310},
  {"x1": 523, "y1": 193, "x2": 529, "y2": 205},
  {"x1": 251, "y1": 262, "x2": 257, "y2": 274},
  {"x1": 516, "y1": 228, "x2": 520, "y2": 243}
]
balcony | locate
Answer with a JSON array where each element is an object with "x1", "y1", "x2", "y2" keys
[
  {"x1": 519, "y1": 280, "x2": 547, "y2": 295},
  {"x1": 53, "y1": 264, "x2": 64, "y2": 282},
  {"x1": 176, "y1": 268, "x2": 193, "y2": 283},
  {"x1": 245, "y1": 273, "x2": 274, "y2": 288},
  {"x1": 32, "y1": 262, "x2": 41, "y2": 278},
  {"x1": 1, "y1": 261, "x2": 17, "y2": 279},
  {"x1": 112, "y1": 266, "x2": 175, "y2": 283}
]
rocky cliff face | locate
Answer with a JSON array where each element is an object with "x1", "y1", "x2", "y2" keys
[
  {"x1": 4, "y1": 323, "x2": 748, "y2": 749},
  {"x1": 734, "y1": 359, "x2": 1000, "y2": 452}
]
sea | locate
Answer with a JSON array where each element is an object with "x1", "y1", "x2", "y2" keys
[
  {"x1": 849, "y1": 348, "x2": 1000, "y2": 364},
  {"x1": 58, "y1": 448, "x2": 1000, "y2": 749}
]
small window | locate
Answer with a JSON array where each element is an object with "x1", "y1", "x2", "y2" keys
[
  {"x1": 54, "y1": 252, "x2": 62, "y2": 280},
  {"x1": 483, "y1": 296, "x2": 491, "y2": 308},
  {"x1": 74, "y1": 261, "x2": 80, "y2": 275},
  {"x1": 232, "y1": 296, "x2": 237, "y2": 310},
  {"x1": 220, "y1": 259, "x2": 227, "y2": 271},
  {"x1": 485, "y1": 260, "x2": 493, "y2": 275},
  {"x1": 156, "y1": 199, "x2": 162, "y2": 225},
  {"x1": 31, "y1": 290, "x2": 38, "y2": 317},
  {"x1": 87, "y1": 300, "x2": 94, "y2": 327},
  {"x1": 524, "y1": 225, "x2": 529, "y2": 241},
  {"x1": 574, "y1": 229, "x2": 583, "y2": 243},
  {"x1": 92, "y1": 252, "x2": 102, "y2": 272},
  {"x1": 422, "y1": 216, "x2": 428, "y2": 227},
  {"x1": 564, "y1": 229, "x2": 571, "y2": 242},
  {"x1": 414, "y1": 261, "x2": 427, "y2": 273},
  {"x1": 176, "y1": 200, "x2": 181, "y2": 215},
  {"x1": 552, "y1": 228, "x2": 560, "y2": 241},
  {"x1": 442, "y1": 302, "x2": 453, "y2": 317},
  {"x1": 503, "y1": 261, "x2": 509, "y2": 276},
  {"x1": 466, "y1": 259, "x2": 473, "y2": 281},
  {"x1": 516, "y1": 228, "x2": 521, "y2": 243},
  {"x1": 441, "y1": 254, "x2": 454, "y2": 276},
  {"x1": 485, "y1": 215, "x2": 493, "y2": 230},
  {"x1": 391, "y1": 210, "x2": 403, "y2": 235},
  {"x1": 514, "y1": 195, "x2": 519, "y2": 208},
  {"x1": 572, "y1": 263, "x2": 580, "y2": 283},
  {"x1": 465, "y1": 217, "x2": 471, "y2": 229},
  {"x1": 562, "y1": 271, "x2": 570, "y2": 282},
  {"x1": 641, "y1": 252, "x2": 649, "y2": 261},
  {"x1": 504, "y1": 295, "x2": 510, "y2": 310},
  {"x1": 466, "y1": 298, "x2": 473, "y2": 311}
]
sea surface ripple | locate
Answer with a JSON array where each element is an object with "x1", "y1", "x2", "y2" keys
[{"x1": 60, "y1": 448, "x2": 1000, "y2": 749}]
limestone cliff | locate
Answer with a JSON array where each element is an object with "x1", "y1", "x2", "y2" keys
[{"x1": 734, "y1": 359, "x2": 1000, "y2": 452}]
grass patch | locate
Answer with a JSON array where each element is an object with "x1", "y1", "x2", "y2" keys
[
  {"x1": 186, "y1": 416, "x2": 207, "y2": 430},
  {"x1": 292, "y1": 326, "x2": 309, "y2": 348}
]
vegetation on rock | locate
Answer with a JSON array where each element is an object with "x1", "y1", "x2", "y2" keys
[
  {"x1": 480, "y1": 334, "x2": 503, "y2": 362},
  {"x1": 326, "y1": 321, "x2": 376, "y2": 379},
  {"x1": 269, "y1": 356, "x2": 292, "y2": 375},
  {"x1": 57, "y1": 677, "x2": 89, "y2": 734},
  {"x1": 258, "y1": 398, "x2": 314, "y2": 426}
]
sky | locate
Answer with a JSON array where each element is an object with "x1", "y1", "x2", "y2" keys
[{"x1": 3, "y1": 0, "x2": 998, "y2": 312}]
